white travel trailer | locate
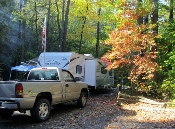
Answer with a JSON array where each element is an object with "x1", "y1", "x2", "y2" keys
[{"x1": 37, "y1": 52, "x2": 114, "y2": 91}]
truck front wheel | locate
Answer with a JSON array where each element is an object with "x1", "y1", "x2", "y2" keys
[
  {"x1": 77, "y1": 92, "x2": 87, "y2": 108},
  {"x1": 31, "y1": 98, "x2": 51, "y2": 122}
]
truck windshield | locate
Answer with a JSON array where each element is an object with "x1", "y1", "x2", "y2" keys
[{"x1": 28, "y1": 69, "x2": 59, "y2": 80}]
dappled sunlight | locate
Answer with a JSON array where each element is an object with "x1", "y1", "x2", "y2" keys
[
  {"x1": 105, "y1": 102, "x2": 175, "y2": 128},
  {"x1": 123, "y1": 104, "x2": 175, "y2": 122}
]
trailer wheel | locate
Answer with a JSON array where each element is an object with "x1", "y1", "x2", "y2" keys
[
  {"x1": 77, "y1": 92, "x2": 87, "y2": 108},
  {"x1": 31, "y1": 98, "x2": 51, "y2": 122},
  {"x1": 0, "y1": 111, "x2": 13, "y2": 119}
]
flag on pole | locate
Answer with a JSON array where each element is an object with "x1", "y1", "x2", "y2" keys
[{"x1": 42, "y1": 16, "x2": 46, "y2": 50}]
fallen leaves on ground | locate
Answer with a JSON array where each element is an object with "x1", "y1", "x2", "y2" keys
[
  {"x1": 24, "y1": 94, "x2": 175, "y2": 129},
  {"x1": 102, "y1": 94, "x2": 175, "y2": 129},
  {"x1": 1, "y1": 92, "x2": 175, "y2": 129}
]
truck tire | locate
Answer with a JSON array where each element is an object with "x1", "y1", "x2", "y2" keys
[
  {"x1": 77, "y1": 92, "x2": 87, "y2": 108},
  {"x1": 0, "y1": 111, "x2": 13, "y2": 119},
  {"x1": 31, "y1": 98, "x2": 51, "y2": 122}
]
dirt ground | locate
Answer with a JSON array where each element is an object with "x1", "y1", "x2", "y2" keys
[{"x1": 0, "y1": 91, "x2": 175, "y2": 129}]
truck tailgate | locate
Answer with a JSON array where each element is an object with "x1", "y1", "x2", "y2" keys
[{"x1": 0, "y1": 81, "x2": 16, "y2": 98}]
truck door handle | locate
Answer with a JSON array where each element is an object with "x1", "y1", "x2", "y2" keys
[{"x1": 65, "y1": 84, "x2": 69, "y2": 87}]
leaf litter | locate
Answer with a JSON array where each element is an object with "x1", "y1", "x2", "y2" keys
[{"x1": 1, "y1": 92, "x2": 175, "y2": 129}]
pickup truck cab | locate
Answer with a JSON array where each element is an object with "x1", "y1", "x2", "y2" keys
[{"x1": 0, "y1": 67, "x2": 89, "y2": 122}]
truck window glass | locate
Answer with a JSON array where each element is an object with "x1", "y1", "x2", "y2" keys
[
  {"x1": 28, "y1": 72, "x2": 40, "y2": 80},
  {"x1": 44, "y1": 70, "x2": 58, "y2": 80},
  {"x1": 62, "y1": 70, "x2": 74, "y2": 82},
  {"x1": 28, "y1": 69, "x2": 58, "y2": 80},
  {"x1": 76, "y1": 65, "x2": 82, "y2": 74}
]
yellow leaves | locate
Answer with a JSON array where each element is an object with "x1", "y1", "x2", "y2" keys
[
  {"x1": 115, "y1": 0, "x2": 128, "y2": 8},
  {"x1": 101, "y1": 0, "x2": 159, "y2": 91}
]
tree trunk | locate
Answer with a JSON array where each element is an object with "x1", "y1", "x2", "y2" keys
[
  {"x1": 21, "y1": 19, "x2": 26, "y2": 61},
  {"x1": 55, "y1": 2, "x2": 61, "y2": 51},
  {"x1": 62, "y1": 0, "x2": 70, "y2": 52},
  {"x1": 19, "y1": 0, "x2": 25, "y2": 62},
  {"x1": 143, "y1": 15, "x2": 148, "y2": 24},
  {"x1": 151, "y1": 0, "x2": 158, "y2": 34},
  {"x1": 34, "y1": 2, "x2": 39, "y2": 55},
  {"x1": 79, "y1": 4, "x2": 88, "y2": 53},
  {"x1": 47, "y1": 0, "x2": 51, "y2": 51},
  {"x1": 137, "y1": 0, "x2": 143, "y2": 25},
  {"x1": 169, "y1": 0, "x2": 173, "y2": 20},
  {"x1": 60, "y1": 0, "x2": 65, "y2": 52},
  {"x1": 96, "y1": 8, "x2": 101, "y2": 58}
]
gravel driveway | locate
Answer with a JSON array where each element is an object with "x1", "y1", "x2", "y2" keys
[{"x1": 0, "y1": 93, "x2": 175, "y2": 129}]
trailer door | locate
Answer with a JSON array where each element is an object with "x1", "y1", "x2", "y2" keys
[{"x1": 84, "y1": 60, "x2": 96, "y2": 87}]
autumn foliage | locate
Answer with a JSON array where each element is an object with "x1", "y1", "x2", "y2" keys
[{"x1": 101, "y1": 0, "x2": 158, "y2": 89}]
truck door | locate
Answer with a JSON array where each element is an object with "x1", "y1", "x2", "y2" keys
[{"x1": 62, "y1": 70, "x2": 80, "y2": 101}]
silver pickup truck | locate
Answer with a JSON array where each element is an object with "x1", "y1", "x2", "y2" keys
[{"x1": 0, "y1": 67, "x2": 89, "y2": 122}]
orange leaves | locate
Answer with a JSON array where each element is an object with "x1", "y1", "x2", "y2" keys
[
  {"x1": 102, "y1": 0, "x2": 158, "y2": 88},
  {"x1": 130, "y1": 54, "x2": 157, "y2": 83}
]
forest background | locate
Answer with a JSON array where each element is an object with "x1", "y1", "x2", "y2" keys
[{"x1": 0, "y1": 0, "x2": 175, "y2": 104}]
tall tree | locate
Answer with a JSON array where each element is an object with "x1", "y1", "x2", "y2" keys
[
  {"x1": 34, "y1": 1, "x2": 39, "y2": 55},
  {"x1": 60, "y1": 0, "x2": 70, "y2": 52},
  {"x1": 169, "y1": 0, "x2": 173, "y2": 20},
  {"x1": 101, "y1": 0, "x2": 158, "y2": 91},
  {"x1": 96, "y1": 8, "x2": 101, "y2": 58},
  {"x1": 151, "y1": 0, "x2": 158, "y2": 34},
  {"x1": 63, "y1": 0, "x2": 71, "y2": 52},
  {"x1": 55, "y1": 1, "x2": 61, "y2": 51},
  {"x1": 19, "y1": 0, "x2": 27, "y2": 62},
  {"x1": 137, "y1": 0, "x2": 143, "y2": 25},
  {"x1": 78, "y1": 3, "x2": 88, "y2": 53}
]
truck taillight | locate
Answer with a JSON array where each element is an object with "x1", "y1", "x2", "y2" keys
[{"x1": 15, "y1": 83, "x2": 23, "y2": 98}]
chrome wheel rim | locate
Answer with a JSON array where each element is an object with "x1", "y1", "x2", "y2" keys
[
  {"x1": 39, "y1": 102, "x2": 48, "y2": 119},
  {"x1": 82, "y1": 94, "x2": 87, "y2": 106}
]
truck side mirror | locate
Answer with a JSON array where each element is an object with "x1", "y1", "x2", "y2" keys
[{"x1": 74, "y1": 77, "x2": 80, "y2": 81}]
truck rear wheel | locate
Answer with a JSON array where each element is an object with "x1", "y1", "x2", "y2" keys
[
  {"x1": 77, "y1": 92, "x2": 87, "y2": 108},
  {"x1": 31, "y1": 98, "x2": 51, "y2": 122}
]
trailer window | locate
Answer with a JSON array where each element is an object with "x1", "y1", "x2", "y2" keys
[
  {"x1": 101, "y1": 67, "x2": 107, "y2": 74},
  {"x1": 76, "y1": 65, "x2": 82, "y2": 74},
  {"x1": 109, "y1": 70, "x2": 113, "y2": 76}
]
